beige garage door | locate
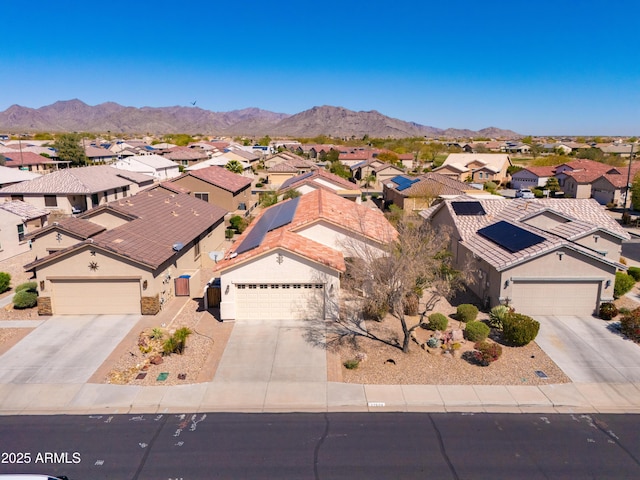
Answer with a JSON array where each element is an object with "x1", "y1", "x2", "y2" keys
[
  {"x1": 511, "y1": 280, "x2": 600, "y2": 316},
  {"x1": 52, "y1": 279, "x2": 141, "y2": 315},
  {"x1": 235, "y1": 283, "x2": 325, "y2": 321}
]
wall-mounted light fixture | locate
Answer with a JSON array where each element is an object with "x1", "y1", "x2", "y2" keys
[
  {"x1": 142, "y1": 280, "x2": 148, "y2": 290},
  {"x1": 225, "y1": 285, "x2": 230, "y2": 295},
  {"x1": 605, "y1": 279, "x2": 611, "y2": 288},
  {"x1": 556, "y1": 251, "x2": 564, "y2": 260},
  {"x1": 504, "y1": 279, "x2": 510, "y2": 289},
  {"x1": 276, "y1": 253, "x2": 284, "y2": 264}
]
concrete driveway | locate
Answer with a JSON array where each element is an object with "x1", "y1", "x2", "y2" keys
[
  {"x1": 535, "y1": 315, "x2": 640, "y2": 383},
  {"x1": 0, "y1": 314, "x2": 139, "y2": 384},
  {"x1": 213, "y1": 319, "x2": 326, "y2": 383}
]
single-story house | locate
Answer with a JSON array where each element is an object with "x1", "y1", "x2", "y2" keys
[
  {"x1": 2, "y1": 151, "x2": 69, "y2": 172},
  {"x1": 263, "y1": 151, "x2": 308, "y2": 169},
  {"x1": 85, "y1": 146, "x2": 118, "y2": 164},
  {"x1": 421, "y1": 197, "x2": 629, "y2": 316},
  {"x1": 555, "y1": 159, "x2": 614, "y2": 199},
  {"x1": 266, "y1": 158, "x2": 318, "y2": 187},
  {"x1": 510, "y1": 166, "x2": 556, "y2": 191},
  {"x1": 214, "y1": 188, "x2": 396, "y2": 321},
  {"x1": 0, "y1": 201, "x2": 48, "y2": 261},
  {"x1": 163, "y1": 146, "x2": 208, "y2": 167},
  {"x1": 433, "y1": 153, "x2": 512, "y2": 185},
  {"x1": 383, "y1": 173, "x2": 487, "y2": 212},
  {"x1": 167, "y1": 166, "x2": 254, "y2": 214},
  {"x1": 25, "y1": 189, "x2": 227, "y2": 315},
  {"x1": 0, "y1": 165, "x2": 154, "y2": 215},
  {"x1": 111, "y1": 154, "x2": 181, "y2": 180},
  {"x1": 277, "y1": 169, "x2": 361, "y2": 202},
  {"x1": 591, "y1": 164, "x2": 640, "y2": 206},
  {"x1": 186, "y1": 154, "x2": 252, "y2": 173}
]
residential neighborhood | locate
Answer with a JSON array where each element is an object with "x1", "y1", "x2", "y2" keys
[{"x1": 1, "y1": 131, "x2": 640, "y2": 426}]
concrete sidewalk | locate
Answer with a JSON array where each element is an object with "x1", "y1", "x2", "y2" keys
[{"x1": 1, "y1": 380, "x2": 640, "y2": 415}]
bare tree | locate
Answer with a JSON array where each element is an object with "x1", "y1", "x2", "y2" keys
[{"x1": 344, "y1": 219, "x2": 466, "y2": 353}]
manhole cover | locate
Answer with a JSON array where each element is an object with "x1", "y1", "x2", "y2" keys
[{"x1": 535, "y1": 370, "x2": 548, "y2": 379}]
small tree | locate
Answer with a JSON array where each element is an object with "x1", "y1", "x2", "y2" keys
[
  {"x1": 545, "y1": 177, "x2": 560, "y2": 193},
  {"x1": 0, "y1": 272, "x2": 10, "y2": 293},
  {"x1": 53, "y1": 133, "x2": 88, "y2": 166},
  {"x1": 225, "y1": 160, "x2": 244, "y2": 174}
]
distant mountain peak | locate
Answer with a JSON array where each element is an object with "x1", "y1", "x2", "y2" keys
[{"x1": 0, "y1": 100, "x2": 521, "y2": 138}]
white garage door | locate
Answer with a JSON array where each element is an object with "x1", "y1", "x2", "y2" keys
[
  {"x1": 511, "y1": 280, "x2": 600, "y2": 316},
  {"x1": 52, "y1": 279, "x2": 141, "y2": 315},
  {"x1": 235, "y1": 283, "x2": 325, "y2": 321}
]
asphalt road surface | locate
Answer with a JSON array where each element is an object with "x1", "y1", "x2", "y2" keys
[{"x1": 1, "y1": 412, "x2": 639, "y2": 479}]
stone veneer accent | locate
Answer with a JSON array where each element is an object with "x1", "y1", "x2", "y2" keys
[
  {"x1": 141, "y1": 295, "x2": 161, "y2": 315},
  {"x1": 37, "y1": 297, "x2": 52, "y2": 315}
]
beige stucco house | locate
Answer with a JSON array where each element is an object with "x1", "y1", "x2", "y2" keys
[
  {"x1": 168, "y1": 166, "x2": 254, "y2": 214},
  {"x1": 266, "y1": 158, "x2": 317, "y2": 188},
  {"x1": 0, "y1": 165, "x2": 154, "y2": 215},
  {"x1": 214, "y1": 189, "x2": 396, "y2": 322},
  {"x1": 25, "y1": 189, "x2": 227, "y2": 315},
  {"x1": 421, "y1": 197, "x2": 628, "y2": 316},
  {"x1": 433, "y1": 153, "x2": 512, "y2": 184},
  {"x1": 0, "y1": 201, "x2": 48, "y2": 261},
  {"x1": 277, "y1": 169, "x2": 362, "y2": 202}
]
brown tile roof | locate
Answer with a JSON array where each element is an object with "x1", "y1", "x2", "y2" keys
[
  {"x1": 394, "y1": 173, "x2": 480, "y2": 197},
  {"x1": 426, "y1": 198, "x2": 628, "y2": 272},
  {"x1": 164, "y1": 147, "x2": 208, "y2": 161},
  {"x1": 2, "y1": 151, "x2": 64, "y2": 167},
  {"x1": 267, "y1": 159, "x2": 317, "y2": 173},
  {"x1": 28, "y1": 216, "x2": 106, "y2": 240},
  {"x1": 278, "y1": 169, "x2": 358, "y2": 193},
  {"x1": 558, "y1": 159, "x2": 612, "y2": 173},
  {"x1": 178, "y1": 166, "x2": 252, "y2": 193},
  {"x1": 216, "y1": 189, "x2": 395, "y2": 273},
  {"x1": 27, "y1": 189, "x2": 227, "y2": 271},
  {"x1": 0, "y1": 165, "x2": 153, "y2": 194}
]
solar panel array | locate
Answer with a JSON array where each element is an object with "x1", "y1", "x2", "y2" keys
[
  {"x1": 477, "y1": 221, "x2": 546, "y2": 253},
  {"x1": 235, "y1": 196, "x2": 301, "y2": 254},
  {"x1": 451, "y1": 201, "x2": 486, "y2": 216},
  {"x1": 390, "y1": 175, "x2": 420, "y2": 192}
]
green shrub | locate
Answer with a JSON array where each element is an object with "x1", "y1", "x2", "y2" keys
[
  {"x1": 225, "y1": 228, "x2": 235, "y2": 239},
  {"x1": 488, "y1": 305, "x2": 511, "y2": 330},
  {"x1": 614, "y1": 272, "x2": 635, "y2": 299},
  {"x1": 427, "y1": 313, "x2": 448, "y2": 331},
  {"x1": 456, "y1": 304, "x2": 478, "y2": 323},
  {"x1": 15, "y1": 281, "x2": 37, "y2": 293},
  {"x1": 502, "y1": 313, "x2": 540, "y2": 346},
  {"x1": 13, "y1": 290, "x2": 38, "y2": 309},
  {"x1": 343, "y1": 359, "x2": 360, "y2": 369},
  {"x1": 162, "y1": 336, "x2": 179, "y2": 356},
  {"x1": 598, "y1": 302, "x2": 618, "y2": 320},
  {"x1": 620, "y1": 307, "x2": 640, "y2": 343},
  {"x1": 229, "y1": 215, "x2": 248, "y2": 234},
  {"x1": 464, "y1": 321, "x2": 490, "y2": 342},
  {"x1": 473, "y1": 340, "x2": 503, "y2": 366},
  {"x1": 174, "y1": 327, "x2": 192, "y2": 355},
  {"x1": 628, "y1": 267, "x2": 640, "y2": 282},
  {"x1": 0, "y1": 272, "x2": 10, "y2": 293}
]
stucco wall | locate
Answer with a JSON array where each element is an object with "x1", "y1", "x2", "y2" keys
[
  {"x1": 81, "y1": 210, "x2": 131, "y2": 230},
  {"x1": 0, "y1": 210, "x2": 29, "y2": 260},
  {"x1": 295, "y1": 220, "x2": 388, "y2": 258},
  {"x1": 30, "y1": 228, "x2": 85, "y2": 258},
  {"x1": 219, "y1": 249, "x2": 340, "y2": 320}
]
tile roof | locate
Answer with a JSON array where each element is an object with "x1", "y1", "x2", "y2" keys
[
  {"x1": 0, "y1": 200, "x2": 48, "y2": 221},
  {"x1": 0, "y1": 165, "x2": 154, "y2": 195},
  {"x1": 517, "y1": 166, "x2": 556, "y2": 177},
  {"x1": 558, "y1": 159, "x2": 612, "y2": 173},
  {"x1": 85, "y1": 146, "x2": 116, "y2": 158},
  {"x1": 116, "y1": 154, "x2": 178, "y2": 169},
  {"x1": 27, "y1": 189, "x2": 227, "y2": 270},
  {"x1": 438, "y1": 198, "x2": 629, "y2": 271},
  {"x1": 278, "y1": 169, "x2": 358, "y2": 192},
  {"x1": 267, "y1": 158, "x2": 317, "y2": 173},
  {"x1": 441, "y1": 153, "x2": 511, "y2": 171},
  {"x1": 2, "y1": 151, "x2": 64, "y2": 167},
  {"x1": 0, "y1": 165, "x2": 41, "y2": 185},
  {"x1": 392, "y1": 172, "x2": 481, "y2": 197},
  {"x1": 178, "y1": 166, "x2": 252, "y2": 193},
  {"x1": 216, "y1": 189, "x2": 396, "y2": 273},
  {"x1": 164, "y1": 147, "x2": 208, "y2": 161},
  {"x1": 27, "y1": 216, "x2": 106, "y2": 240}
]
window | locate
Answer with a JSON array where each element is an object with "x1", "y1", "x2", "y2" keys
[
  {"x1": 91, "y1": 194, "x2": 99, "y2": 206},
  {"x1": 122, "y1": 187, "x2": 128, "y2": 197},
  {"x1": 237, "y1": 284, "x2": 246, "y2": 290},
  {"x1": 44, "y1": 195, "x2": 57, "y2": 207},
  {"x1": 194, "y1": 241, "x2": 200, "y2": 259},
  {"x1": 11, "y1": 195, "x2": 23, "y2": 202},
  {"x1": 17, "y1": 224, "x2": 25, "y2": 242},
  {"x1": 195, "y1": 192, "x2": 209, "y2": 202}
]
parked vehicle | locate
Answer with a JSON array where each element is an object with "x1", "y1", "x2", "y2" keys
[{"x1": 516, "y1": 188, "x2": 535, "y2": 199}]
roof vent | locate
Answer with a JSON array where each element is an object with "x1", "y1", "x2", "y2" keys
[
  {"x1": 172, "y1": 242, "x2": 184, "y2": 251},
  {"x1": 53, "y1": 221, "x2": 59, "y2": 226},
  {"x1": 171, "y1": 210, "x2": 178, "y2": 216}
]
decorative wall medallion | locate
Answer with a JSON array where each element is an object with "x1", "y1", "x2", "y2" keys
[{"x1": 89, "y1": 261, "x2": 99, "y2": 271}]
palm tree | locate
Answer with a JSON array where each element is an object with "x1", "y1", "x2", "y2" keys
[{"x1": 225, "y1": 160, "x2": 244, "y2": 174}]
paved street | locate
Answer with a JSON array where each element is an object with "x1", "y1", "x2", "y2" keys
[
  {"x1": 0, "y1": 314, "x2": 139, "y2": 384},
  {"x1": 535, "y1": 315, "x2": 640, "y2": 383}
]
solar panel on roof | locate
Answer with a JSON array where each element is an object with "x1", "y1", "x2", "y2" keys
[
  {"x1": 396, "y1": 178, "x2": 420, "y2": 192},
  {"x1": 477, "y1": 221, "x2": 545, "y2": 253},
  {"x1": 235, "y1": 196, "x2": 301, "y2": 255},
  {"x1": 451, "y1": 201, "x2": 486, "y2": 216}
]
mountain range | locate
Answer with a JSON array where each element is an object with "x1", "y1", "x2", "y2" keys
[{"x1": 0, "y1": 100, "x2": 521, "y2": 139}]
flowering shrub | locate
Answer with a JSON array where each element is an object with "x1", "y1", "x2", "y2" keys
[
  {"x1": 473, "y1": 340, "x2": 503, "y2": 366},
  {"x1": 598, "y1": 302, "x2": 618, "y2": 320}
]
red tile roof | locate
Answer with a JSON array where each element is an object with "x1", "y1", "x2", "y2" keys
[
  {"x1": 216, "y1": 189, "x2": 396, "y2": 273},
  {"x1": 2, "y1": 151, "x2": 63, "y2": 167}
]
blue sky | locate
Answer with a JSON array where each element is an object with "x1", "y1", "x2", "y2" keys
[{"x1": 2, "y1": 0, "x2": 639, "y2": 135}]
